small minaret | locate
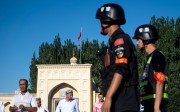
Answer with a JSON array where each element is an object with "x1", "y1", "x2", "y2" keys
[{"x1": 70, "y1": 49, "x2": 77, "y2": 64}]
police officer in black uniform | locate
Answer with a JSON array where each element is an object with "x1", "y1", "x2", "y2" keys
[
  {"x1": 133, "y1": 24, "x2": 168, "y2": 112},
  {"x1": 96, "y1": 3, "x2": 140, "y2": 112}
]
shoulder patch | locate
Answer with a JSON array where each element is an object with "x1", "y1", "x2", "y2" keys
[{"x1": 114, "y1": 38, "x2": 124, "y2": 46}]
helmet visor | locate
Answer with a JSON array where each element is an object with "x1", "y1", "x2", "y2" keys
[
  {"x1": 96, "y1": 8, "x2": 113, "y2": 22},
  {"x1": 133, "y1": 32, "x2": 151, "y2": 41}
]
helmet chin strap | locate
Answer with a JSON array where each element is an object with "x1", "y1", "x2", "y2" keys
[
  {"x1": 140, "y1": 44, "x2": 145, "y2": 51},
  {"x1": 141, "y1": 40, "x2": 153, "y2": 51},
  {"x1": 100, "y1": 29, "x2": 107, "y2": 35},
  {"x1": 100, "y1": 23, "x2": 111, "y2": 35}
]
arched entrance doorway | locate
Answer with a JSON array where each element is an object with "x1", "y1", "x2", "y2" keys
[
  {"x1": 48, "y1": 83, "x2": 78, "y2": 112},
  {"x1": 36, "y1": 64, "x2": 93, "y2": 112}
]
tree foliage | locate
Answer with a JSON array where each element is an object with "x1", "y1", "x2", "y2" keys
[
  {"x1": 29, "y1": 52, "x2": 38, "y2": 93},
  {"x1": 150, "y1": 16, "x2": 180, "y2": 112}
]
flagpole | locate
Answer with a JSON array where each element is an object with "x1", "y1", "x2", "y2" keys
[
  {"x1": 79, "y1": 41, "x2": 81, "y2": 64},
  {"x1": 78, "y1": 27, "x2": 82, "y2": 64}
]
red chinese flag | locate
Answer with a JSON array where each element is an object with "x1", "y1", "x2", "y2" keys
[{"x1": 78, "y1": 31, "x2": 81, "y2": 42}]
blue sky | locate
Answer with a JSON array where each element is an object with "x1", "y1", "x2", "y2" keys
[{"x1": 0, "y1": 0, "x2": 179, "y2": 93}]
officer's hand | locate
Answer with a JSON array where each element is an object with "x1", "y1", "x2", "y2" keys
[
  {"x1": 101, "y1": 97, "x2": 111, "y2": 112},
  {"x1": 19, "y1": 104, "x2": 25, "y2": 110},
  {"x1": 13, "y1": 105, "x2": 18, "y2": 110}
]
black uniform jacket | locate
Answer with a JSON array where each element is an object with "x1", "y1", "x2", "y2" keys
[{"x1": 102, "y1": 28, "x2": 140, "y2": 111}]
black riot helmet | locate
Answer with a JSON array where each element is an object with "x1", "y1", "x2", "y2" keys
[
  {"x1": 96, "y1": 3, "x2": 126, "y2": 35},
  {"x1": 133, "y1": 24, "x2": 159, "y2": 44},
  {"x1": 96, "y1": 3, "x2": 126, "y2": 25}
]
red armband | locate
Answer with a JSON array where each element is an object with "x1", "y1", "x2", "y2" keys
[{"x1": 154, "y1": 72, "x2": 166, "y2": 83}]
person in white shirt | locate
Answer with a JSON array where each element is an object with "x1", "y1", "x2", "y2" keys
[
  {"x1": 9, "y1": 79, "x2": 37, "y2": 112},
  {"x1": 55, "y1": 90, "x2": 79, "y2": 112},
  {"x1": 36, "y1": 97, "x2": 49, "y2": 112},
  {"x1": 0, "y1": 101, "x2": 5, "y2": 112}
]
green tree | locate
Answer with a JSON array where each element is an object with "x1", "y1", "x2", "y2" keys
[
  {"x1": 29, "y1": 52, "x2": 38, "y2": 92},
  {"x1": 150, "y1": 16, "x2": 180, "y2": 112},
  {"x1": 81, "y1": 39, "x2": 106, "y2": 92},
  {"x1": 53, "y1": 34, "x2": 62, "y2": 64},
  {"x1": 61, "y1": 39, "x2": 77, "y2": 63}
]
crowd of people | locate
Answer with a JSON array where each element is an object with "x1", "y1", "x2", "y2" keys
[
  {"x1": 1, "y1": 2, "x2": 169, "y2": 112},
  {"x1": 0, "y1": 79, "x2": 79, "y2": 112}
]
